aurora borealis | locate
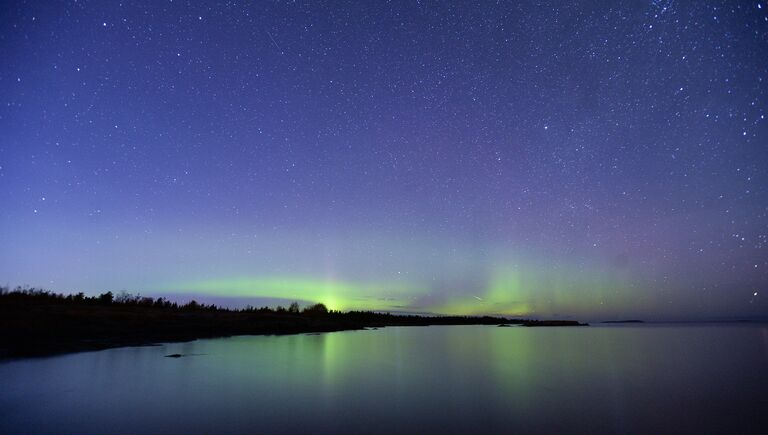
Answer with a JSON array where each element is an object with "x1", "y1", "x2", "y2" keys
[{"x1": 1, "y1": 1, "x2": 766, "y2": 320}]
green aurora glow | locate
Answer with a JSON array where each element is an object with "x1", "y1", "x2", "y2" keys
[
  {"x1": 167, "y1": 261, "x2": 635, "y2": 317},
  {"x1": 170, "y1": 276, "x2": 425, "y2": 312}
]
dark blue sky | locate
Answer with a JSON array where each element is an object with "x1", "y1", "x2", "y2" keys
[{"x1": 1, "y1": 1, "x2": 766, "y2": 320}]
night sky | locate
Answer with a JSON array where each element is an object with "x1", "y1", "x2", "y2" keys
[{"x1": 1, "y1": 1, "x2": 766, "y2": 320}]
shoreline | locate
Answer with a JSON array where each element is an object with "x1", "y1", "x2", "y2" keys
[{"x1": 1, "y1": 296, "x2": 587, "y2": 360}]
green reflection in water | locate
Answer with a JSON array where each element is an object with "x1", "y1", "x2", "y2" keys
[{"x1": 4, "y1": 325, "x2": 766, "y2": 433}]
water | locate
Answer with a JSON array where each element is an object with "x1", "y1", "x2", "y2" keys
[{"x1": 1, "y1": 325, "x2": 767, "y2": 434}]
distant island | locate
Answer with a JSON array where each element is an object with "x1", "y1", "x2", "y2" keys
[{"x1": 0, "y1": 286, "x2": 587, "y2": 358}]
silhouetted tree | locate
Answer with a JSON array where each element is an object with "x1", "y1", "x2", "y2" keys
[
  {"x1": 288, "y1": 301, "x2": 300, "y2": 313},
  {"x1": 114, "y1": 290, "x2": 134, "y2": 304},
  {"x1": 98, "y1": 291, "x2": 114, "y2": 304},
  {"x1": 303, "y1": 303, "x2": 328, "y2": 315}
]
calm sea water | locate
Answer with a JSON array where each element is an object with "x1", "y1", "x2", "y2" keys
[{"x1": 1, "y1": 324, "x2": 767, "y2": 434}]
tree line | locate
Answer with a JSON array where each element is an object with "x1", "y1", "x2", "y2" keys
[{"x1": 0, "y1": 286, "x2": 329, "y2": 315}]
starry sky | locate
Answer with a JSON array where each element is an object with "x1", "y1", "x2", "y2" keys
[{"x1": 1, "y1": 0, "x2": 766, "y2": 320}]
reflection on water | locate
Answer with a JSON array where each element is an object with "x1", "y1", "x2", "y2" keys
[{"x1": 1, "y1": 325, "x2": 767, "y2": 434}]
